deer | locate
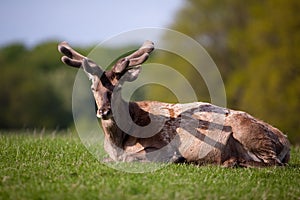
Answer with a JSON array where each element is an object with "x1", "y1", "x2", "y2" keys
[{"x1": 58, "y1": 40, "x2": 290, "y2": 167}]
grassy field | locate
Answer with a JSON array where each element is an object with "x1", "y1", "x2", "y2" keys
[{"x1": 0, "y1": 132, "x2": 300, "y2": 200}]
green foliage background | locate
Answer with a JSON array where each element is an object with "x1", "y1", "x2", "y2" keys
[
  {"x1": 0, "y1": 0, "x2": 299, "y2": 143},
  {"x1": 0, "y1": 42, "x2": 81, "y2": 129},
  {"x1": 166, "y1": 0, "x2": 300, "y2": 143}
]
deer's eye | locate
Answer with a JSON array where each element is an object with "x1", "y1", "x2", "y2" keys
[
  {"x1": 91, "y1": 79, "x2": 99, "y2": 91},
  {"x1": 91, "y1": 85, "x2": 96, "y2": 91}
]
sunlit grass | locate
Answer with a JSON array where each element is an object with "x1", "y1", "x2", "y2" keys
[{"x1": 1, "y1": 132, "x2": 299, "y2": 200}]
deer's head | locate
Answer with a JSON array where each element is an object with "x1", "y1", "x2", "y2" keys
[{"x1": 58, "y1": 41, "x2": 154, "y2": 120}]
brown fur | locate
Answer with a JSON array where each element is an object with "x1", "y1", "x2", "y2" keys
[
  {"x1": 102, "y1": 101, "x2": 290, "y2": 166},
  {"x1": 58, "y1": 41, "x2": 290, "y2": 167}
]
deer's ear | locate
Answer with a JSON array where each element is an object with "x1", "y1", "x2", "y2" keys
[
  {"x1": 82, "y1": 58, "x2": 103, "y2": 80},
  {"x1": 122, "y1": 66, "x2": 141, "y2": 82}
]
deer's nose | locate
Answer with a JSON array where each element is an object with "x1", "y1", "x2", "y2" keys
[{"x1": 97, "y1": 109, "x2": 112, "y2": 120}]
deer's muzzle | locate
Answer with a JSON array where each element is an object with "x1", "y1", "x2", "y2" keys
[{"x1": 97, "y1": 109, "x2": 112, "y2": 120}]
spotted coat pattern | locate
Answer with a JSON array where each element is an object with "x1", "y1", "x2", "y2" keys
[{"x1": 101, "y1": 100, "x2": 290, "y2": 167}]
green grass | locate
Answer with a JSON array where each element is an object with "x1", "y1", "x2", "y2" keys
[{"x1": 1, "y1": 132, "x2": 300, "y2": 200}]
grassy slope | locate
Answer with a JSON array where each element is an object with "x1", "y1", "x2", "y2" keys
[{"x1": 0, "y1": 132, "x2": 299, "y2": 200}]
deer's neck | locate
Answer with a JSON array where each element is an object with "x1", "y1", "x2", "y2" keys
[
  {"x1": 100, "y1": 85, "x2": 136, "y2": 147},
  {"x1": 100, "y1": 87, "x2": 153, "y2": 150}
]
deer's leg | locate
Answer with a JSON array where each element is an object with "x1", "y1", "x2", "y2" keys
[
  {"x1": 102, "y1": 157, "x2": 115, "y2": 163},
  {"x1": 222, "y1": 157, "x2": 239, "y2": 168}
]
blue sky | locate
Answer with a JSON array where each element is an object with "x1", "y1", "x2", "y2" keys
[{"x1": 0, "y1": 0, "x2": 184, "y2": 47}]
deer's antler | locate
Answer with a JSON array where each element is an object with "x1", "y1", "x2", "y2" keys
[
  {"x1": 113, "y1": 40, "x2": 154, "y2": 73},
  {"x1": 58, "y1": 41, "x2": 86, "y2": 68},
  {"x1": 58, "y1": 40, "x2": 154, "y2": 74}
]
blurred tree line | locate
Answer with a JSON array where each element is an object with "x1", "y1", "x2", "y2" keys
[
  {"x1": 163, "y1": 0, "x2": 300, "y2": 143},
  {"x1": 0, "y1": 0, "x2": 299, "y2": 144},
  {"x1": 0, "y1": 42, "x2": 79, "y2": 130}
]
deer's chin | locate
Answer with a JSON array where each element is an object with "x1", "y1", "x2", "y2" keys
[{"x1": 97, "y1": 113, "x2": 112, "y2": 120}]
